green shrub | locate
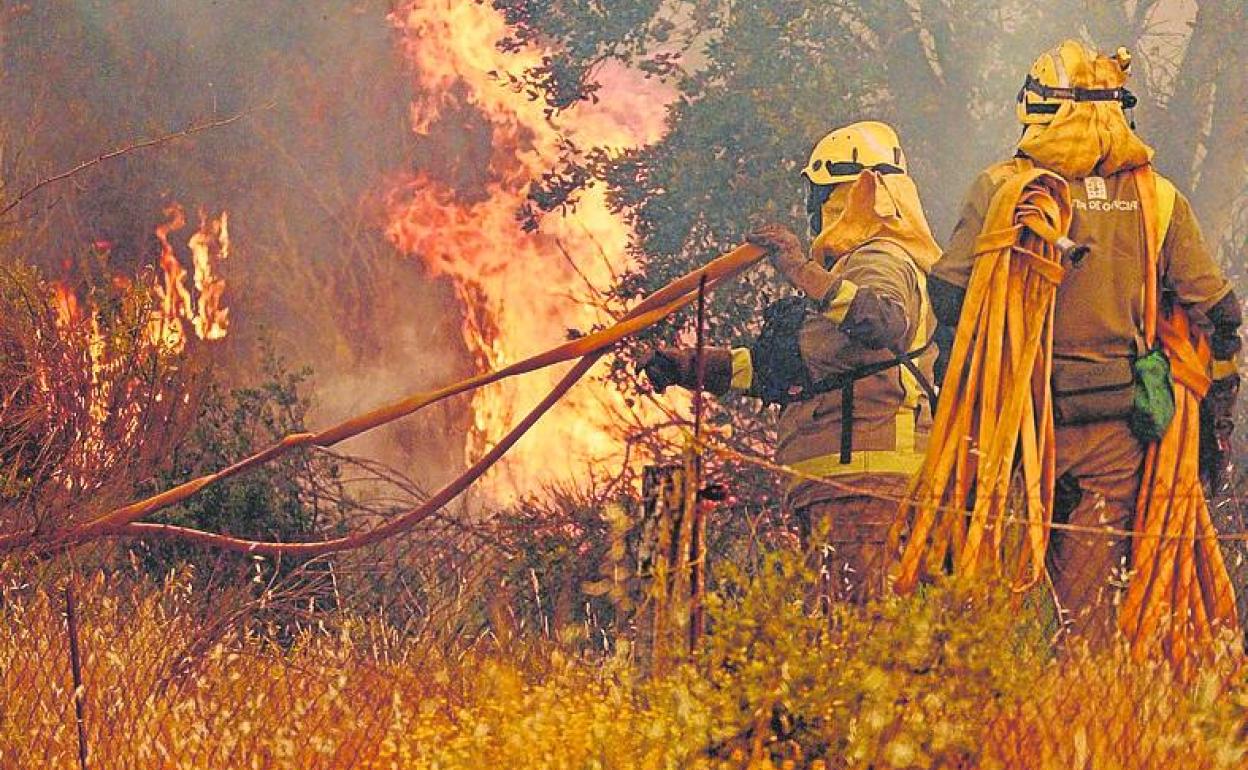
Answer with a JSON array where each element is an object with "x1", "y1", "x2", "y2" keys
[
  {"x1": 697, "y1": 549, "x2": 1051, "y2": 768},
  {"x1": 131, "y1": 343, "x2": 351, "y2": 609}
]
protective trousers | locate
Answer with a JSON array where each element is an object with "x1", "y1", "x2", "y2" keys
[
  {"x1": 1049, "y1": 420, "x2": 1145, "y2": 641},
  {"x1": 795, "y1": 473, "x2": 910, "y2": 607}
]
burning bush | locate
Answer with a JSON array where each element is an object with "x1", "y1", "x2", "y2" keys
[{"x1": 0, "y1": 252, "x2": 198, "y2": 542}]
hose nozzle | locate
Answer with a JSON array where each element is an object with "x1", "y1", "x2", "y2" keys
[{"x1": 1056, "y1": 236, "x2": 1090, "y2": 265}]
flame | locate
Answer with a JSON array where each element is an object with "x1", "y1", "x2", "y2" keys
[
  {"x1": 386, "y1": 0, "x2": 675, "y2": 497},
  {"x1": 188, "y1": 210, "x2": 230, "y2": 341},
  {"x1": 52, "y1": 280, "x2": 82, "y2": 327},
  {"x1": 151, "y1": 203, "x2": 231, "y2": 352},
  {"x1": 44, "y1": 209, "x2": 232, "y2": 474},
  {"x1": 50, "y1": 278, "x2": 110, "y2": 431}
]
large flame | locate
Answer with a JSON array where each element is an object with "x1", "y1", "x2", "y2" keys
[{"x1": 386, "y1": 1, "x2": 676, "y2": 497}]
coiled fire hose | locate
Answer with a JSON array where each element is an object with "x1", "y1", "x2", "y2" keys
[
  {"x1": 3, "y1": 245, "x2": 765, "y2": 557},
  {"x1": 888, "y1": 164, "x2": 1239, "y2": 665},
  {"x1": 888, "y1": 165, "x2": 1069, "y2": 594},
  {"x1": 1119, "y1": 171, "x2": 1238, "y2": 668}
]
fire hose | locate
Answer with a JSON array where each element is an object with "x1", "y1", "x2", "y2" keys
[
  {"x1": 3, "y1": 244, "x2": 765, "y2": 557},
  {"x1": 1119, "y1": 172, "x2": 1238, "y2": 669},
  {"x1": 887, "y1": 162, "x2": 1238, "y2": 666},
  {"x1": 888, "y1": 164, "x2": 1068, "y2": 595}
]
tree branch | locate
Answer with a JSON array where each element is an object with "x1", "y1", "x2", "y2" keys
[{"x1": 0, "y1": 104, "x2": 272, "y2": 218}]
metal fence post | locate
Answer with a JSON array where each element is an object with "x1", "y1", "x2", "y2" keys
[{"x1": 64, "y1": 582, "x2": 89, "y2": 770}]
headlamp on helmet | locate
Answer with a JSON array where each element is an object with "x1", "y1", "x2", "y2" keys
[{"x1": 1016, "y1": 41, "x2": 1136, "y2": 125}]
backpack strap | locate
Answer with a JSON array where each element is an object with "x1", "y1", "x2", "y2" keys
[
  {"x1": 1136, "y1": 167, "x2": 1180, "y2": 344},
  {"x1": 1155, "y1": 173, "x2": 1177, "y2": 250},
  {"x1": 831, "y1": 341, "x2": 937, "y2": 464},
  {"x1": 1135, "y1": 166, "x2": 1163, "y2": 346}
]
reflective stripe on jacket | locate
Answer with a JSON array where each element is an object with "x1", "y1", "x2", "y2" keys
[{"x1": 731, "y1": 239, "x2": 935, "y2": 510}]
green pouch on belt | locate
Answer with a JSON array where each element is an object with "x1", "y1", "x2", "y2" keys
[{"x1": 1128, "y1": 347, "x2": 1175, "y2": 442}]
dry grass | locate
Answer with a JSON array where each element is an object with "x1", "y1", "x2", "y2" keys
[{"x1": 2, "y1": 553, "x2": 1245, "y2": 770}]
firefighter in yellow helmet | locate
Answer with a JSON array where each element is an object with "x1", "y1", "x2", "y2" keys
[
  {"x1": 641, "y1": 120, "x2": 940, "y2": 604},
  {"x1": 928, "y1": 40, "x2": 1242, "y2": 638}
]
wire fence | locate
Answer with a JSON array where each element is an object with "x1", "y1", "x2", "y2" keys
[
  {"x1": 4, "y1": 438, "x2": 1248, "y2": 769},
  {"x1": 3, "y1": 252, "x2": 1246, "y2": 767}
]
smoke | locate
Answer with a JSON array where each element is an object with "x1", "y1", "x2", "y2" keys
[{"x1": 0, "y1": 0, "x2": 475, "y2": 488}]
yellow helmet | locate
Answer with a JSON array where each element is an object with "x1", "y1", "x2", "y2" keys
[
  {"x1": 1017, "y1": 40, "x2": 1136, "y2": 126},
  {"x1": 800, "y1": 121, "x2": 907, "y2": 186},
  {"x1": 802, "y1": 121, "x2": 907, "y2": 236}
]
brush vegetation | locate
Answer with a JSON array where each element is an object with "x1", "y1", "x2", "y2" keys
[{"x1": 5, "y1": 550, "x2": 1246, "y2": 769}]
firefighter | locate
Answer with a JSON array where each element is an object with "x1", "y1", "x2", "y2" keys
[
  {"x1": 640, "y1": 120, "x2": 940, "y2": 604},
  {"x1": 927, "y1": 40, "x2": 1242, "y2": 638}
]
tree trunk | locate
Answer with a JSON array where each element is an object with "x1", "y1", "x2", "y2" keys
[{"x1": 1186, "y1": 1, "x2": 1248, "y2": 252}]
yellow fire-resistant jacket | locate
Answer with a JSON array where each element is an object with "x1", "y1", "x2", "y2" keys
[
  {"x1": 934, "y1": 160, "x2": 1234, "y2": 376},
  {"x1": 726, "y1": 239, "x2": 935, "y2": 510}
]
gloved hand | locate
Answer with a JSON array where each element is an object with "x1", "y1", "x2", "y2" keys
[
  {"x1": 1200, "y1": 373, "x2": 1239, "y2": 492},
  {"x1": 638, "y1": 347, "x2": 736, "y2": 395},
  {"x1": 746, "y1": 223, "x2": 805, "y2": 275},
  {"x1": 637, "y1": 348, "x2": 696, "y2": 394},
  {"x1": 746, "y1": 223, "x2": 835, "y2": 300}
]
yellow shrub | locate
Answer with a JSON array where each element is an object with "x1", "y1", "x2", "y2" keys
[{"x1": 2, "y1": 559, "x2": 1245, "y2": 769}]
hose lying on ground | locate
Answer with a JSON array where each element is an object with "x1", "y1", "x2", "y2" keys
[
  {"x1": 2, "y1": 244, "x2": 765, "y2": 557},
  {"x1": 888, "y1": 165, "x2": 1069, "y2": 593}
]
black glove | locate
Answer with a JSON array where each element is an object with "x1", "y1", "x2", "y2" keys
[
  {"x1": 638, "y1": 348, "x2": 695, "y2": 394},
  {"x1": 1200, "y1": 374, "x2": 1239, "y2": 492},
  {"x1": 638, "y1": 347, "x2": 736, "y2": 395}
]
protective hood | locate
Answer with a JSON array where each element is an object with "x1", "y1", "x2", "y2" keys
[
  {"x1": 1017, "y1": 40, "x2": 1153, "y2": 178},
  {"x1": 809, "y1": 170, "x2": 940, "y2": 274}
]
